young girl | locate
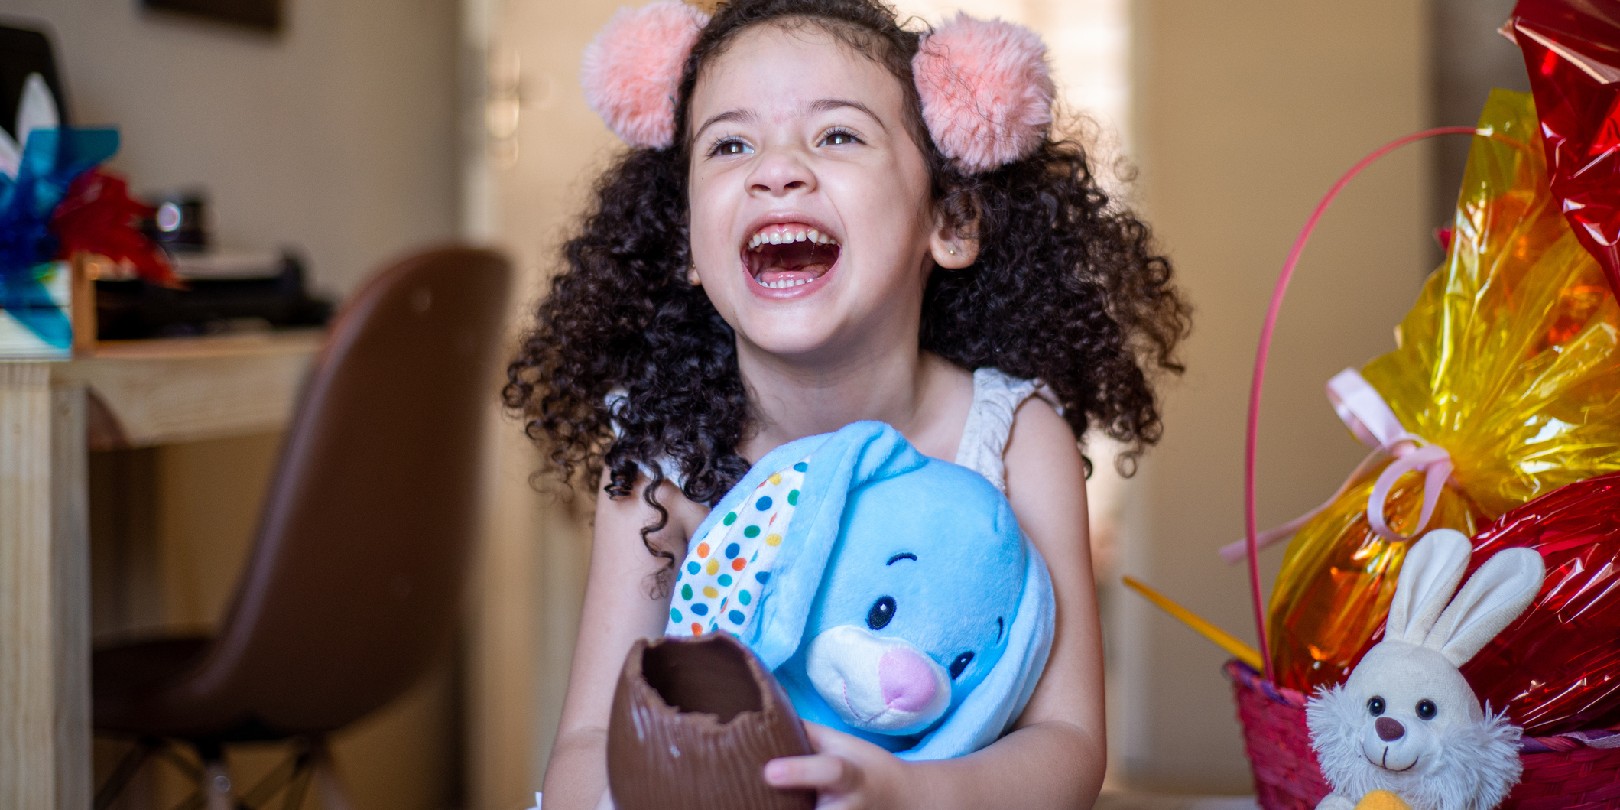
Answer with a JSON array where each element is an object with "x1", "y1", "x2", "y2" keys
[{"x1": 505, "y1": 0, "x2": 1190, "y2": 806}]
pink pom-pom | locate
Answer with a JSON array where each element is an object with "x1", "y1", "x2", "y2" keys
[
  {"x1": 913, "y1": 14, "x2": 1054, "y2": 171},
  {"x1": 582, "y1": 1, "x2": 709, "y2": 149}
]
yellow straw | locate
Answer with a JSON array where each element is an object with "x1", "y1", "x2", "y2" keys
[{"x1": 1121, "y1": 575, "x2": 1263, "y2": 671}]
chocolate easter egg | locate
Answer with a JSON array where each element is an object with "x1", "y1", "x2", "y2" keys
[{"x1": 607, "y1": 633, "x2": 815, "y2": 810}]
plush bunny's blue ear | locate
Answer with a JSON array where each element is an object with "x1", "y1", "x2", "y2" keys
[
  {"x1": 687, "y1": 421, "x2": 925, "y2": 668},
  {"x1": 901, "y1": 543, "x2": 1054, "y2": 760}
]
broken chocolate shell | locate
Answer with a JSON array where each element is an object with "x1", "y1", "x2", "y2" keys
[{"x1": 607, "y1": 633, "x2": 815, "y2": 810}]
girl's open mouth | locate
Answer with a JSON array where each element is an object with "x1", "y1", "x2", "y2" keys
[{"x1": 742, "y1": 224, "x2": 841, "y2": 290}]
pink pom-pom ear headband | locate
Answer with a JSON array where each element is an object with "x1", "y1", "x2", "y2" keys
[
  {"x1": 913, "y1": 13, "x2": 1054, "y2": 172},
  {"x1": 581, "y1": 0, "x2": 710, "y2": 150},
  {"x1": 580, "y1": 2, "x2": 1054, "y2": 171}
]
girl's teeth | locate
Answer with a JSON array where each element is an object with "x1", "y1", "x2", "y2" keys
[
  {"x1": 746, "y1": 228, "x2": 839, "y2": 250},
  {"x1": 755, "y1": 277, "x2": 813, "y2": 289}
]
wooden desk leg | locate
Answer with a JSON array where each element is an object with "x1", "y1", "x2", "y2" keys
[{"x1": 1, "y1": 365, "x2": 91, "y2": 810}]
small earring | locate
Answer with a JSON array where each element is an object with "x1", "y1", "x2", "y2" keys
[{"x1": 947, "y1": 247, "x2": 958, "y2": 256}]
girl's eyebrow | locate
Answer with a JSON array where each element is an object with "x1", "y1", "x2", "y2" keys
[
  {"x1": 691, "y1": 98, "x2": 888, "y2": 144},
  {"x1": 808, "y1": 98, "x2": 887, "y2": 131},
  {"x1": 693, "y1": 108, "x2": 758, "y2": 143}
]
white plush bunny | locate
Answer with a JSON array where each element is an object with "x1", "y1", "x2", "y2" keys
[{"x1": 1305, "y1": 528, "x2": 1544, "y2": 810}]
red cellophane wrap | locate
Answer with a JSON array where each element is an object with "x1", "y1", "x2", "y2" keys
[
  {"x1": 1509, "y1": 0, "x2": 1620, "y2": 300},
  {"x1": 1462, "y1": 471, "x2": 1620, "y2": 735}
]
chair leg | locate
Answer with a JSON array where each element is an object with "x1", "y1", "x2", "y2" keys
[
  {"x1": 174, "y1": 742, "x2": 236, "y2": 810},
  {"x1": 201, "y1": 760, "x2": 234, "y2": 810},
  {"x1": 279, "y1": 757, "x2": 315, "y2": 810},
  {"x1": 307, "y1": 739, "x2": 353, "y2": 810},
  {"x1": 94, "y1": 739, "x2": 157, "y2": 810},
  {"x1": 237, "y1": 741, "x2": 312, "y2": 809}
]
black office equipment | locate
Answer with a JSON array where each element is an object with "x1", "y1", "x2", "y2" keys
[{"x1": 93, "y1": 251, "x2": 332, "y2": 339}]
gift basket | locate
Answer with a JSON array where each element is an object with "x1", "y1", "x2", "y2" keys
[
  {"x1": 1227, "y1": 475, "x2": 1620, "y2": 809},
  {"x1": 1218, "y1": 1, "x2": 1620, "y2": 806}
]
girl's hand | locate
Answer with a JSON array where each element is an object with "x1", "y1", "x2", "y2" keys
[{"x1": 763, "y1": 722, "x2": 911, "y2": 810}]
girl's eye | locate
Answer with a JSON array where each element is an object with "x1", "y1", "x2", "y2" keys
[
  {"x1": 819, "y1": 128, "x2": 861, "y2": 147},
  {"x1": 948, "y1": 652, "x2": 974, "y2": 680},
  {"x1": 866, "y1": 596, "x2": 896, "y2": 630},
  {"x1": 708, "y1": 137, "x2": 751, "y2": 157}
]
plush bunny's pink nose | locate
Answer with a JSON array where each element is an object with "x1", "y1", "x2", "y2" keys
[{"x1": 879, "y1": 648, "x2": 939, "y2": 712}]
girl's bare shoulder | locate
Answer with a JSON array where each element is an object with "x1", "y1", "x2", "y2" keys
[{"x1": 1002, "y1": 397, "x2": 1089, "y2": 528}]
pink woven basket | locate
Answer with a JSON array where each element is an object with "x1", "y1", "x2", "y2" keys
[{"x1": 1224, "y1": 661, "x2": 1620, "y2": 809}]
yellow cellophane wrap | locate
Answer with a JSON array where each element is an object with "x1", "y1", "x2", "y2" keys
[{"x1": 1267, "y1": 90, "x2": 1620, "y2": 692}]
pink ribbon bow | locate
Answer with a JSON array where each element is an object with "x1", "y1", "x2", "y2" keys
[{"x1": 1220, "y1": 369, "x2": 1455, "y2": 563}]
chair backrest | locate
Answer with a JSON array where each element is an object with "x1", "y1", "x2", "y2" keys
[{"x1": 186, "y1": 245, "x2": 511, "y2": 733}]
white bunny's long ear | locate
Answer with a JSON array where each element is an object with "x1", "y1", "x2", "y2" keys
[
  {"x1": 1384, "y1": 529, "x2": 1472, "y2": 645},
  {"x1": 1426, "y1": 547, "x2": 1544, "y2": 666},
  {"x1": 17, "y1": 74, "x2": 60, "y2": 148},
  {"x1": 0, "y1": 74, "x2": 58, "y2": 177}
]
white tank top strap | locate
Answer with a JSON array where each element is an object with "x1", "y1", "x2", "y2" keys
[{"x1": 952, "y1": 367, "x2": 1059, "y2": 493}]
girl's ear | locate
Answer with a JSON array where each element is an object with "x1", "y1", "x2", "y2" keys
[{"x1": 929, "y1": 216, "x2": 979, "y2": 270}]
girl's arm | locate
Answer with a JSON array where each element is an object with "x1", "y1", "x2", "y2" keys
[
  {"x1": 541, "y1": 471, "x2": 705, "y2": 810},
  {"x1": 766, "y1": 400, "x2": 1106, "y2": 809}
]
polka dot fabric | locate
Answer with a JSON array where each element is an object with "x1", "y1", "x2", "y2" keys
[{"x1": 665, "y1": 457, "x2": 809, "y2": 638}]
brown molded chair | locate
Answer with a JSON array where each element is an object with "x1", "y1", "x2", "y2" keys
[{"x1": 92, "y1": 246, "x2": 512, "y2": 809}]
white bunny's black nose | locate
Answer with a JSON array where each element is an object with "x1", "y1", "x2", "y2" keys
[{"x1": 1375, "y1": 716, "x2": 1405, "y2": 742}]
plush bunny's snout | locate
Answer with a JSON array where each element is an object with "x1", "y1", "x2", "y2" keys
[
  {"x1": 879, "y1": 647, "x2": 941, "y2": 713},
  {"x1": 804, "y1": 625, "x2": 952, "y2": 735},
  {"x1": 1355, "y1": 702, "x2": 1430, "y2": 774}
]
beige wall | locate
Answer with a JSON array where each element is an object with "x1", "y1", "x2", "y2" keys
[
  {"x1": 1113, "y1": 1, "x2": 1431, "y2": 791},
  {"x1": 4, "y1": 0, "x2": 465, "y2": 806},
  {"x1": 2, "y1": 0, "x2": 461, "y2": 298}
]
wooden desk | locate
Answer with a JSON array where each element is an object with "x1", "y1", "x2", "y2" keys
[{"x1": 0, "y1": 332, "x2": 320, "y2": 809}]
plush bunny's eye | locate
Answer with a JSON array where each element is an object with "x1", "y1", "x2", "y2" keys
[
  {"x1": 867, "y1": 596, "x2": 897, "y2": 630},
  {"x1": 1416, "y1": 699, "x2": 1437, "y2": 720},
  {"x1": 1367, "y1": 696, "x2": 1386, "y2": 716},
  {"x1": 949, "y1": 652, "x2": 974, "y2": 680}
]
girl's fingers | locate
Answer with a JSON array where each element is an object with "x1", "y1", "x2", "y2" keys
[
  {"x1": 801, "y1": 720, "x2": 839, "y2": 750},
  {"x1": 802, "y1": 720, "x2": 880, "y2": 758},
  {"x1": 764, "y1": 753, "x2": 862, "y2": 793}
]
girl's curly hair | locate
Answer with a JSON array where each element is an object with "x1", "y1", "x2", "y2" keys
[{"x1": 504, "y1": 0, "x2": 1191, "y2": 579}]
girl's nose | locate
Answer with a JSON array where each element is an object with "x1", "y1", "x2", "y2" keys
[{"x1": 747, "y1": 148, "x2": 815, "y2": 196}]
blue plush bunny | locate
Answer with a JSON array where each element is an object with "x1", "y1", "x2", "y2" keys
[{"x1": 664, "y1": 421, "x2": 1055, "y2": 759}]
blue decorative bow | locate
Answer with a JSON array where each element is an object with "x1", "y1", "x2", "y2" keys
[{"x1": 0, "y1": 127, "x2": 119, "y2": 348}]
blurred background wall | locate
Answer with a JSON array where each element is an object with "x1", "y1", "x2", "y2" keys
[{"x1": 1, "y1": 0, "x2": 1528, "y2": 804}]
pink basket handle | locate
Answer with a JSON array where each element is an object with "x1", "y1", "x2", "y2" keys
[{"x1": 1241, "y1": 125, "x2": 1509, "y2": 683}]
